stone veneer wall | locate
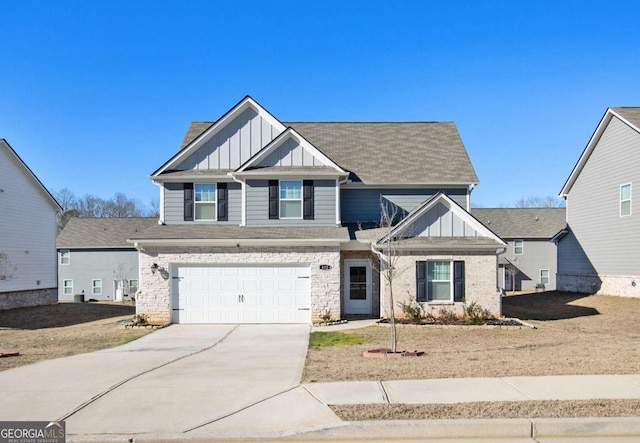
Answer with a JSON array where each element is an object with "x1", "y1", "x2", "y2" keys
[
  {"x1": 137, "y1": 246, "x2": 341, "y2": 324},
  {"x1": 382, "y1": 251, "x2": 500, "y2": 318},
  {"x1": 0, "y1": 288, "x2": 57, "y2": 310},
  {"x1": 558, "y1": 273, "x2": 640, "y2": 297}
]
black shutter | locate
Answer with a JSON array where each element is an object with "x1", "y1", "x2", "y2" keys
[
  {"x1": 184, "y1": 183, "x2": 194, "y2": 221},
  {"x1": 416, "y1": 261, "x2": 427, "y2": 302},
  {"x1": 217, "y1": 182, "x2": 228, "y2": 221},
  {"x1": 453, "y1": 260, "x2": 465, "y2": 302},
  {"x1": 303, "y1": 180, "x2": 314, "y2": 220},
  {"x1": 268, "y1": 180, "x2": 279, "y2": 219}
]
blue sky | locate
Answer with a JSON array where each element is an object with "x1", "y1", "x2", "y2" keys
[{"x1": 2, "y1": 1, "x2": 639, "y2": 208}]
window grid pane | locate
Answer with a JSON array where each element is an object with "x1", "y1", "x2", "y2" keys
[
  {"x1": 195, "y1": 184, "x2": 216, "y2": 202},
  {"x1": 280, "y1": 181, "x2": 302, "y2": 199},
  {"x1": 63, "y1": 280, "x2": 73, "y2": 295},
  {"x1": 427, "y1": 261, "x2": 452, "y2": 301},
  {"x1": 540, "y1": 270, "x2": 550, "y2": 285},
  {"x1": 280, "y1": 200, "x2": 302, "y2": 218},
  {"x1": 92, "y1": 279, "x2": 102, "y2": 295},
  {"x1": 195, "y1": 202, "x2": 216, "y2": 220}
]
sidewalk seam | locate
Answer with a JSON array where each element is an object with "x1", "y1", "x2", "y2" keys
[
  {"x1": 58, "y1": 325, "x2": 240, "y2": 422},
  {"x1": 501, "y1": 377, "x2": 538, "y2": 400},
  {"x1": 378, "y1": 381, "x2": 390, "y2": 403}
]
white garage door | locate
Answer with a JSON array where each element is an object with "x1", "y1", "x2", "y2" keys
[{"x1": 171, "y1": 265, "x2": 311, "y2": 324}]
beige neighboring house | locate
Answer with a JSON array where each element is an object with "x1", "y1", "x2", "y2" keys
[
  {"x1": 472, "y1": 208, "x2": 566, "y2": 292},
  {"x1": 0, "y1": 139, "x2": 62, "y2": 309}
]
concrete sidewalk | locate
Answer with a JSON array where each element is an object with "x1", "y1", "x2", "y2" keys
[{"x1": 304, "y1": 374, "x2": 640, "y2": 405}]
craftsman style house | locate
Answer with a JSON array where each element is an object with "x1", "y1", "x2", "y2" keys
[
  {"x1": 131, "y1": 96, "x2": 506, "y2": 324},
  {"x1": 0, "y1": 139, "x2": 61, "y2": 309},
  {"x1": 557, "y1": 107, "x2": 640, "y2": 296}
]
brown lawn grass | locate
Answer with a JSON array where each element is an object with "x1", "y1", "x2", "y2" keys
[
  {"x1": 305, "y1": 292, "x2": 640, "y2": 420},
  {"x1": 0, "y1": 302, "x2": 152, "y2": 371}
]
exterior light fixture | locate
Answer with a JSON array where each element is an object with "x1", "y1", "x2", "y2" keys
[{"x1": 151, "y1": 263, "x2": 159, "y2": 275}]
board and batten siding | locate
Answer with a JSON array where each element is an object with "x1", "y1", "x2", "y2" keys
[
  {"x1": 341, "y1": 188, "x2": 468, "y2": 223},
  {"x1": 405, "y1": 202, "x2": 480, "y2": 237},
  {"x1": 58, "y1": 249, "x2": 139, "y2": 301},
  {"x1": 163, "y1": 182, "x2": 242, "y2": 224},
  {"x1": 257, "y1": 137, "x2": 322, "y2": 167},
  {"x1": 246, "y1": 179, "x2": 337, "y2": 226},
  {"x1": 0, "y1": 147, "x2": 58, "y2": 294},
  {"x1": 500, "y1": 239, "x2": 558, "y2": 291},
  {"x1": 565, "y1": 116, "x2": 640, "y2": 276},
  {"x1": 175, "y1": 107, "x2": 279, "y2": 171}
]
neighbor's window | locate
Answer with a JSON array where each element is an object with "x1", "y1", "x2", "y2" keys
[
  {"x1": 128, "y1": 279, "x2": 138, "y2": 294},
  {"x1": 60, "y1": 250, "x2": 70, "y2": 265},
  {"x1": 63, "y1": 279, "x2": 73, "y2": 296},
  {"x1": 280, "y1": 180, "x2": 302, "y2": 219},
  {"x1": 621, "y1": 183, "x2": 632, "y2": 217},
  {"x1": 428, "y1": 261, "x2": 452, "y2": 301},
  {"x1": 92, "y1": 279, "x2": 102, "y2": 296},
  {"x1": 195, "y1": 183, "x2": 217, "y2": 220},
  {"x1": 514, "y1": 239, "x2": 524, "y2": 255},
  {"x1": 540, "y1": 269, "x2": 550, "y2": 286}
]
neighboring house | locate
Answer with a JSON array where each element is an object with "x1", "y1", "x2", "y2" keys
[
  {"x1": 472, "y1": 208, "x2": 566, "y2": 292},
  {"x1": 0, "y1": 139, "x2": 62, "y2": 310},
  {"x1": 557, "y1": 107, "x2": 640, "y2": 296},
  {"x1": 130, "y1": 96, "x2": 506, "y2": 324},
  {"x1": 57, "y1": 217, "x2": 157, "y2": 302}
]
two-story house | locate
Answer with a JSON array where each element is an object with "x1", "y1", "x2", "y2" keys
[
  {"x1": 472, "y1": 208, "x2": 566, "y2": 292},
  {"x1": 57, "y1": 217, "x2": 157, "y2": 302},
  {"x1": 557, "y1": 107, "x2": 640, "y2": 296},
  {"x1": 130, "y1": 97, "x2": 506, "y2": 324},
  {"x1": 0, "y1": 139, "x2": 61, "y2": 309}
]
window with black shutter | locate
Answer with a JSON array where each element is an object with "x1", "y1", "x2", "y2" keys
[
  {"x1": 217, "y1": 182, "x2": 228, "y2": 221},
  {"x1": 183, "y1": 183, "x2": 194, "y2": 221}
]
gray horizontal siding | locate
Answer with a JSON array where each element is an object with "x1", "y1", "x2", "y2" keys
[
  {"x1": 163, "y1": 182, "x2": 242, "y2": 225},
  {"x1": 341, "y1": 188, "x2": 468, "y2": 223},
  {"x1": 565, "y1": 116, "x2": 640, "y2": 276},
  {"x1": 246, "y1": 179, "x2": 336, "y2": 226},
  {"x1": 500, "y1": 239, "x2": 558, "y2": 291},
  {"x1": 557, "y1": 229, "x2": 597, "y2": 276},
  {"x1": 58, "y1": 249, "x2": 138, "y2": 301}
]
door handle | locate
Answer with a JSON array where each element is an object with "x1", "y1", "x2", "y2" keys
[{"x1": 238, "y1": 294, "x2": 245, "y2": 303}]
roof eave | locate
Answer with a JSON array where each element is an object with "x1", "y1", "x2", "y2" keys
[{"x1": 128, "y1": 238, "x2": 346, "y2": 247}]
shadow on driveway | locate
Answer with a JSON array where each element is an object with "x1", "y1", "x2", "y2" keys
[{"x1": 502, "y1": 291, "x2": 599, "y2": 321}]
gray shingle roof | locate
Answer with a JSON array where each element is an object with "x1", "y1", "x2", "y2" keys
[
  {"x1": 178, "y1": 121, "x2": 478, "y2": 185},
  {"x1": 130, "y1": 224, "x2": 350, "y2": 241},
  {"x1": 57, "y1": 217, "x2": 158, "y2": 249},
  {"x1": 470, "y1": 208, "x2": 566, "y2": 239},
  {"x1": 612, "y1": 107, "x2": 640, "y2": 130}
]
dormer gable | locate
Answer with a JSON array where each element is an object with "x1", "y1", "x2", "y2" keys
[{"x1": 151, "y1": 96, "x2": 286, "y2": 178}]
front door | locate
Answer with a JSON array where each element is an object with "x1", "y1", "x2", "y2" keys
[{"x1": 344, "y1": 260, "x2": 372, "y2": 315}]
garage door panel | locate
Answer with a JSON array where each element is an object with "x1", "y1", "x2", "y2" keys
[{"x1": 172, "y1": 265, "x2": 311, "y2": 324}]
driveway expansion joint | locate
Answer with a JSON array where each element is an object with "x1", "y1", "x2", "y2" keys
[
  {"x1": 58, "y1": 325, "x2": 240, "y2": 422},
  {"x1": 378, "y1": 380, "x2": 390, "y2": 403}
]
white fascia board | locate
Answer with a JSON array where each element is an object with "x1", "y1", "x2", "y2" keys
[
  {"x1": 372, "y1": 243, "x2": 505, "y2": 252},
  {"x1": 341, "y1": 182, "x2": 473, "y2": 189},
  {"x1": 151, "y1": 175, "x2": 235, "y2": 182},
  {"x1": 611, "y1": 108, "x2": 640, "y2": 134},
  {"x1": 128, "y1": 238, "x2": 345, "y2": 247},
  {"x1": 235, "y1": 128, "x2": 346, "y2": 174},
  {"x1": 560, "y1": 109, "x2": 614, "y2": 197},
  {"x1": 151, "y1": 96, "x2": 286, "y2": 177},
  {"x1": 378, "y1": 193, "x2": 505, "y2": 246},
  {"x1": 233, "y1": 170, "x2": 346, "y2": 178}
]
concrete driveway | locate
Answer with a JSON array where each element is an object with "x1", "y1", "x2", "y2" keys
[{"x1": 0, "y1": 324, "x2": 340, "y2": 438}]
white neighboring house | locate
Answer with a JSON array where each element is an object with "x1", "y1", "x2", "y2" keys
[
  {"x1": 557, "y1": 107, "x2": 640, "y2": 296},
  {"x1": 0, "y1": 139, "x2": 62, "y2": 309}
]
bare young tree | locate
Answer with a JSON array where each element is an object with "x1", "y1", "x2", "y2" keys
[{"x1": 515, "y1": 195, "x2": 566, "y2": 208}]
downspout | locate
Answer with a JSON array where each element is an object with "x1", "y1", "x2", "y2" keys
[
  {"x1": 467, "y1": 184, "x2": 476, "y2": 211},
  {"x1": 152, "y1": 180, "x2": 165, "y2": 224},
  {"x1": 229, "y1": 173, "x2": 246, "y2": 227},
  {"x1": 369, "y1": 242, "x2": 386, "y2": 319},
  {"x1": 336, "y1": 175, "x2": 349, "y2": 225},
  {"x1": 496, "y1": 246, "x2": 508, "y2": 315}
]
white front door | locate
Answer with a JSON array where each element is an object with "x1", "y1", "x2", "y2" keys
[
  {"x1": 171, "y1": 265, "x2": 311, "y2": 324},
  {"x1": 344, "y1": 259, "x2": 372, "y2": 315}
]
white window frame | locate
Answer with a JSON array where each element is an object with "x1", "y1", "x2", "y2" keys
[
  {"x1": 128, "y1": 279, "x2": 138, "y2": 294},
  {"x1": 63, "y1": 279, "x2": 73, "y2": 296},
  {"x1": 92, "y1": 279, "x2": 102, "y2": 296},
  {"x1": 60, "y1": 250, "x2": 70, "y2": 265},
  {"x1": 540, "y1": 269, "x2": 550, "y2": 286},
  {"x1": 279, "y1": 180, "x2": 303, "y2": 219},
  {"x1": 427, "y1": 260, "x2": 453, "y2": 302},
  {"x1": 194, "y1": 183, "x2": 217, "y2": 221},
  {"x1": 514, "y1": 239, "x2": 524, "y2": 255},
  {"x1": 620, "y1": 183, "x2": 632, "y2": 217}
]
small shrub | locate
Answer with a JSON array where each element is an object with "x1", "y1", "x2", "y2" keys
[
  {"x1": 436, "y1": 307, "x2": 459, "y2": 324},
  {"x1": 398, "y1": 300, "x2": 424, "y2": 324},
  {"x1": 319, "y1": 310, "x2": 333, "y2": 322},
  {"x1": 133, "y1": 314, "x2": 149, "y2": 325},
  {"x1": 463, "y1": 301, "x2": 493, "y2": 325}
]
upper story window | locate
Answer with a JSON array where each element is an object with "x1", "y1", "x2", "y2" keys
[
  {"x1": 60, "y1": 250, "x2": 70, "y2": 265},
  {"x1": 279, "y1": 180, "x2": 302, "y2": 219},
  {"x1": 514, "y1": 239, "x2": 524, "y2": 255},
  {"x1": 620, "y1": 183, "x2": 632, "y2": 217},
  {"x1": 195, "y1": 183, "x2": 217, "y2": 221}
]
